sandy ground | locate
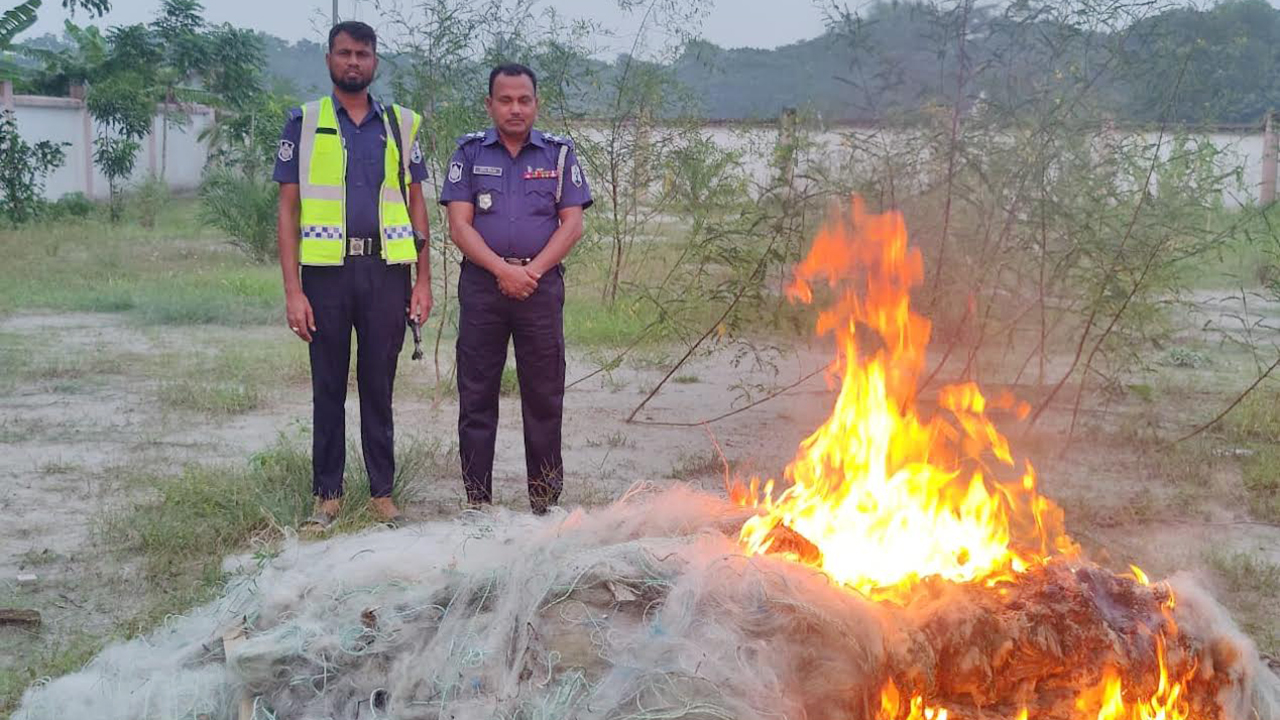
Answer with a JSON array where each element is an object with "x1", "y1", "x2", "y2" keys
[
  {"x1": 1, "y1": 303, "x2": 1278, "y2": 685},
  {"x1": 0, "y1": 312, "x2": 836, "y2": 659}
]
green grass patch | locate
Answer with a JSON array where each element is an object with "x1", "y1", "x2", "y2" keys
[
  {"x1": 0, "y1": 633, "x2": 102, "y2": 718},
  {"x1": 38, "y1": 460, "x2": 79, "y2": 476},
  {"x1": 1222, "y1": 389, "x2": 1280, "y2": 442},
  {"x1": 1175, "y1": 204, "x2": 1280, "y2": 290},
  {"x1": 155, "y1": 340, "x2": 308, "y2": 415},
  {"x1": 0, "y1": 331, "x2": 30, "y2": 392},
  {"x1": 1240, "y1": 446, "x2": 1280, "y2": 523},
  {"x1": 1139, "y1": 439, "x2": 1217, "y2": 490},
  {"x1": 0, "y1": 201, "x2": 281, "y2": 325},
  {"x1": 1206, "y1": 549, "x2": 1280, "y2": 595},
  {"x1": 563, "y1": 294, "x2": 660, "y2": 348},
  {"x1": 670, "y1": 448, "x2": 726, "y2": 481},
  {"x1": 500, "y1": 365, "x2": 519, "y2": 396},
  {"x1": 158, "y1": 379, "x2": 262, "y2": 414},
  {"x1": 1202, "y1": 546, "x2": 1280, "y2": 656},
  {"x1": 585, "y1": 430, "x2": 634, "y2": 449},
  {"x1": 101, "y1": 434, "x2": 452, "y2": 629}
]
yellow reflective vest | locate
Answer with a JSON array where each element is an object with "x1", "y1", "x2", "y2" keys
[{"x1": 297, "y1": 96, "x2": 422, "y2": 266}]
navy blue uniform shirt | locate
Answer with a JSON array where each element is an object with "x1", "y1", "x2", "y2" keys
[
  {"x1": 438, "y1": 128, "x2": 592, "y2": 258},
  {"x1": 273, "y1": 94, "x2": 429, "y2": 239}
]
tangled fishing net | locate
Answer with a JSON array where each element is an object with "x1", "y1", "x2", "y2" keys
[{"x1": 12, "y1": 485, "x2": 1280, "y2": 720}]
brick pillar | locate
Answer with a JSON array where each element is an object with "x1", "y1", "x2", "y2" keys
[
  {"x1": 72, "y1": 83, "x2": 95, "y2": 199},
  {"x1": 1262, "y1": 111, "x2": 1276, "y2": 206}
]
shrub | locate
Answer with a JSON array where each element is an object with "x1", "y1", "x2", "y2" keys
[{"x1": 199, "y1": 167, "x2": 278, "y2": 262}]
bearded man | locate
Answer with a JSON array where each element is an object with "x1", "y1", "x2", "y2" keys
[{"x1": 273, "y1": 21, "x2": 433, "y2": 530}]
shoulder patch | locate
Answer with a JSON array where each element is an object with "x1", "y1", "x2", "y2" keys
[{"x1": 542, "y1": 132, "x2": 575, "y2": 149}]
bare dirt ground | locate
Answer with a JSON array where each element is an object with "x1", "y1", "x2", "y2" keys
[{"x1": 2, "y1": 302, "x2": 1278, "y2": 702}]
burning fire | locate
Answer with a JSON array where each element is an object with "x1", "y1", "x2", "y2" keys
[
  {"x1": 735, "y1": 198, "x2": 1201, "y2": 720},
  {"x1": 736, "y1": 197, "x2": 1075, "y2": 602},
  {"x1": 1070, "y1": 572, "x2": 1195, "y2": 720},
  {"x1": 1074, "y1": 636, "x2": 1195, "y2": 720}
]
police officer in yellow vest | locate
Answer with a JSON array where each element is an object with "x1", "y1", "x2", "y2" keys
[{"x1": 274, "y1": 21, "x2": 432, "y2": 529}]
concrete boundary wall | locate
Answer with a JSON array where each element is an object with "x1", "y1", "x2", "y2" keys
[{"x1": 1, "y1": 81, "x2": 213, "y2": 201}]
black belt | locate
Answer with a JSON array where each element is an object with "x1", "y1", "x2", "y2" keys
[{"x1": 348, "y1": 236, "x2": 381, "y2": 256}]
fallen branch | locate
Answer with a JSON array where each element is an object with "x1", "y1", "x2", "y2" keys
[
  {"x1": 628, "y1": 362, "x2": 833, "y2": 427},
  {"x1": 1172, "y1": 350, "x2": 1280, "y2": 445},
  {"x1": 0, "y1": 608, "x2": 41, "y2": 628}
]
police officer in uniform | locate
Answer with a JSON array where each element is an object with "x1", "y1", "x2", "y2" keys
[
  {"x1": 274, "y1": 21, "x2": 432, "y2": 529},
  {"x1": 440, "y1": 63, "x2": 592, "y2": 514}
]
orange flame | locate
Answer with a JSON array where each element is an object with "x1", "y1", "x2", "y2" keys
[
  {"x1": 737, "y1": 198, "x2": 1075, "y2": 601},
  {"x1": 880, "y1": 680, "x2": 950, "y2": 720},
  {"x1": 1073, "y1": 634, "x2": 1195, "y2": 720}
]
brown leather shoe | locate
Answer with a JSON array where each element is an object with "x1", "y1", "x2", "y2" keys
[
  {"x1": 370, "y1": 497, "x2": 407, "y2": 527},
  {"x1": 302, "y1": 498, "x2": 341, "y2": 533}
]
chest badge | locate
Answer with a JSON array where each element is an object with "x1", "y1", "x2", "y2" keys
[
  {"x1": 477, "y1": 192, "x2": 493, "y2": 211},
  {"x1": 523, "y1": 168, "x2": 559, "y2": 179}
]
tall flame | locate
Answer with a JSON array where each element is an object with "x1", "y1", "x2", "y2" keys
[{"x1": 737, "y1": 198, "x2": 1074, "y2": 601}]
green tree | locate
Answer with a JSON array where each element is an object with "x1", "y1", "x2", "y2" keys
[
  {"x1": 85, "y1": 71, "x2": 151, "y2": 220},
  {"x1": 202, "y1": 24, "x2": 264, "y2": 108},
  {"x1": 1, "y1": 0, "x2": 109, "y2": 50},
  {"x1": 15, "y1": 20, "x2": 107, "y2": 95},
  {"x1": 0, "y1": 108, "x2": 66, "y2": 223},
  {"x1": 149, "y1": 0, "x2": 206, "y2": 178}
]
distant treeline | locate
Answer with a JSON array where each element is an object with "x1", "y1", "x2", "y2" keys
[{"x1": 21, "y1": 0, "x2": 1280, "y2": 126}]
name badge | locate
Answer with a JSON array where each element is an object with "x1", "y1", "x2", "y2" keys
[{"x1": 473, "y1": 166, "x2": 503, "y2": 177}]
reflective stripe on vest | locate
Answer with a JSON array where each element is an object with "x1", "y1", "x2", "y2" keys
[{"x1": 297, "y1": 97, "x2": 422, "y2": 266}]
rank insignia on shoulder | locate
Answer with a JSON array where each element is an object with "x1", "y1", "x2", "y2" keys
[
  {"x1": 458, "y1": 130, "x2": 486, "y2": 144},
  {"x1": 542, "y1": 132, "x2": 571, "y2": 146}
]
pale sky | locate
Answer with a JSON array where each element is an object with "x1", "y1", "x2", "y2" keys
[{"x1": 23, "y1": 0, "x2": 835, "y2": 51}]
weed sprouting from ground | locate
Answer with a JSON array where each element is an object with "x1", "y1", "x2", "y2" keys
[
  {"x1": 100, "y1": 433, "x2": 453, "y2": 629},
  {"x1": 0, "y1": 634, "x2": 101, "y2": 717}
]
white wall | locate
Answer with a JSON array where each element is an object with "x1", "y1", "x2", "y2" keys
[{"x1": 4, "y1": 84, "x2": 212, "y2": 201}]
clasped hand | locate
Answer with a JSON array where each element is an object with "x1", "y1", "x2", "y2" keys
[{"x1": 497, "y1": 264, "x2": 540, "y2": 301}]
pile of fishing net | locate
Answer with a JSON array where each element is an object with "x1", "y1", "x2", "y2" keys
[{"x1": 13, "y1": 485, "x2": 1280, "y2": 720}]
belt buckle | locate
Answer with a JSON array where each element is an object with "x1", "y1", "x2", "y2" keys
[
  {"x1": 350, "y1": 238, "x2": 366, "y2": 256},
  {"x1": 504, "y1": 257, "x2": 528, "y2": 266}
]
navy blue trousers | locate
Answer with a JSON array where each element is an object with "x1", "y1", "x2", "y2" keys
[
  {"x1": 302, "y1": 256, "x2": 410, "y2": 499},
  {"x1": 456, "y1": 261, "x2": 566, "y2": 510}
]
